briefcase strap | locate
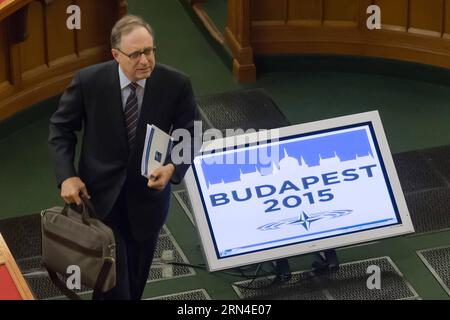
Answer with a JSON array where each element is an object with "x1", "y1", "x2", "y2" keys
[
  {"x1": 46, "y1": 267, "x2": 81, "y2": 300},
  {"x1": 45, "y1": 259, "x2": 113, "y2": 300},
  {"x1": 92, "y1": 258, "x2": 114, "y2": 300}
]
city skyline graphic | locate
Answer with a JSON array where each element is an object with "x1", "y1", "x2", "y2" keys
[{"x1": 199, "y1": 129, "x2": 374, "y2": 188}]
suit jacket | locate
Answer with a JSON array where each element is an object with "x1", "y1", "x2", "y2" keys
[{"x1": 49, "y1": 60, "x2": 198, "y2": 241}]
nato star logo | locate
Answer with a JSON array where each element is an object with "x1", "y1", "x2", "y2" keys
[
  {"x1": 257, "y1": 209, "x2": 353, "y2": 232},
  {"x1": 291, "y1": 211, "x2": 323, "y2": 231}
]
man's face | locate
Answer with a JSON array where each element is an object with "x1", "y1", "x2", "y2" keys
[{"x1": 112, "y1": 26, "x2": 155, "y2": 82}]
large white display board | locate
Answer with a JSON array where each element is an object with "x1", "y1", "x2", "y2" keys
[{"x1": 185, "y1": 111, "x2": 414, "y2": 271}]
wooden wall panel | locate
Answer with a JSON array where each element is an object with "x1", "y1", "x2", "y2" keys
[
  {"x1": 19, "y1": 1, "x2": 45, "y2": 73},
  {"x1": 0, "y1": 20, "x2": 9, "y2": 84},
  {"x1": 250, "y1": 0, "x2": 287, "y2": 23},
  {"x1": 227, "y1": 0, "x2": 450, "y2": 82},
  {"x1": 46, "y1": 0, "x2": 76, "y2": 65},
  {"x1": 323, "y1": 0, "x2": 359, "y2": 26},
  {"x1": 409, "y1": 0, "x2": 443, "y2": 36},
  {"x1": 374, "y1": 0, "x2": 408, "y2": 31},
  {"x1": 287, "y1": 0, "x2": 323, "y2": 26},
  {"x1": 0, "y1": 0, "x2": 126, "y2": 120},
  {"x1": 77, "y1": 0, "x2": 117, "y2": 53}
]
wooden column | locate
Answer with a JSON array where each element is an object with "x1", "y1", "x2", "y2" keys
[{"x1": 224, "y1": 0, "x2": 256, "y2": 83}]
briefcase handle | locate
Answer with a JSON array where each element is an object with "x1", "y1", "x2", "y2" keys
[
  {"x1": 61, "y1": 195, "x2": 98, "y2": 226},
  {"x1": 80, "y1": 194, "x2": 99, "y2": 217}
]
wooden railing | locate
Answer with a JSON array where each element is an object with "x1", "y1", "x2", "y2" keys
[
  {"x1": 0, "y1": 0, "x2": 127, "y2": 121},
  {"x1": 0, "y1": 233, "x2": 34, "y2": 300},
  {"x1": 226, "y1": 0, "x2": 450, "y2": 82}
]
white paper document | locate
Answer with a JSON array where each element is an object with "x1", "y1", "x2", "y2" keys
[{"x1": 141, "y1": 124, "x2": 174, "y2": 178}]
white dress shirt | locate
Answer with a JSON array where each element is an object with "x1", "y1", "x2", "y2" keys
[{"x1": 118, "y1": 65, "x2": 147, "y2": 116}]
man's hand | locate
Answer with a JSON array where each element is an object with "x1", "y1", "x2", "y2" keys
[
  {"x1": 147, "y1": 164, "x2": 175, "y2": 190},
  {"x1": 61, "y1": 176, "x2": 90, "y2": 205}
]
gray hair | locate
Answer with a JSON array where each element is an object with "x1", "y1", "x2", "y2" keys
[{"x1": 110, "y1": 15, "x2": 154, "y2": 49}]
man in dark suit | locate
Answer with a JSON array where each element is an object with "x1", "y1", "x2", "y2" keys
[{"x1": 48, "y1": 15, "x2": 198, "y2": 300}]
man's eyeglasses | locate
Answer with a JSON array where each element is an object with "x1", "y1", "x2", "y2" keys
[{"x1": 116, "y1": 47, "x2": 156, "y2": 60}]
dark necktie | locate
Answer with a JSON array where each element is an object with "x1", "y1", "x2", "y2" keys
[{"x1": 124, "y1": 82, "x2": 139, "y2": 149}]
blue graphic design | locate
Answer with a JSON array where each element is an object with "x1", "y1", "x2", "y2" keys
[
  {"x1": 258, "y1": 209, "x2": 353, "y2": 232},
  {"x1": 154, "y1": 151, "x2": 162, "y2": 162},
  {"x1": 200, "y1": 129, "x2": 373, "y2": 188}
]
